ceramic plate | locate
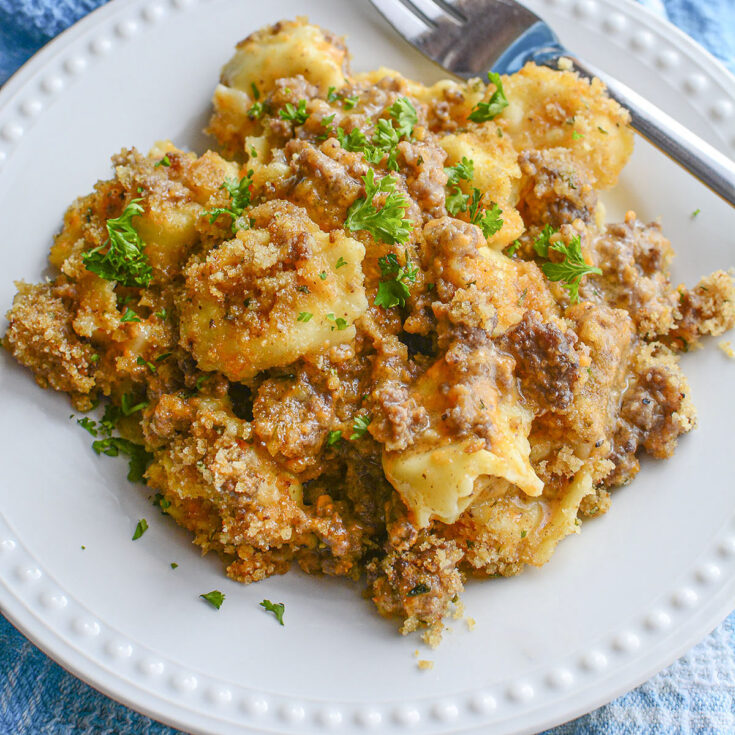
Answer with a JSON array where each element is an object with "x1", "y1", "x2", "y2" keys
[{"x1": 1, "y1": 0, "x2": 734, "y2": 733}]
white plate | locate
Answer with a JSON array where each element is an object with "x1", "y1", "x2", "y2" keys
[{"x1": 1, "y1": 0, "x2": 734, "y2": 733}]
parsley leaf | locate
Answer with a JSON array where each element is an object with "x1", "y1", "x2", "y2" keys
[
  {"x1": 247, "y1": 100, "x2": 264, "y2": 119},
  {"x1": 505, "y1": 240, "x2": 521, "y2": 256},
  {"x1": 539, "y1": 234, "x2": 602, "y2": 303},
  {"x1": 342, "y1": 94, "x2": 360, "y2": 110},
  {"x1": 201, "y1": 590, "x2": 225, "y2": 610},
  {"x1": 91, "y1": 437, "x2": 152, "y2": 483},
  {"x1": 474, "y1": 201, "x2": 504, "y2": 238},
  {"x1": 250, "y1": 82, "x2": 260, "y2": 101},
  {"x1": 345, "y1": 170, "x2": 412, "y2": 244},
  {"x1": 120, "y1": 307, "x2": 141, "y2": 323},
  {"x1": 76, "y1": 417, "x2": 98, "y2": 436},
  {"x1": 375, "y1": 253, "x2": 419, "y2": 309},
  {"x1": 260, "y1": 599, "x2": 285, "y2": 625},
  {"x1": 445, "y1": 157, "x2": 474, "y2": 216},
  {"x1": 335, "y1": 256, "x2": 347, "y2": 269},
  {"x1": 132, "y1": 519, "x2": 148, "y2": 540},
  {"x1": 204, "y1": 170, "x2": 254, "y2": 234},
  {"x1": 83, "y1": 198, "x2": 152, "y2": 288},
  {"x1": 297, "y1": 311, "x2": 313, "y2": 322},
  {"x1": 327, "y1": 86, "x2": 340, "y2": 103},
  {"x1": 388, "y1": 96, "x2": 418, "y2": 139},
  {"x1": 154, "y1": 155, "x2": 170, "y2": 168},
  {"x1": 170, "y1": 562, "x2": 178, "y2": 569},
  {"x1": 532, "y1": 224, "x2": 558, "y2": 258},
  {"x1": 327, "y1": 430, "x2": 342, "y2": 446},
  {"x1": 350, "y1": 413, "x2": 372, "y2": 440},
  {"x1": 279, "y1": 99, "x2": 309, "y2": 125},
  {"x1": 121, "y1": 393, "x2": 148, "y2": 416},
  {"x1": 468, "y1": 72, "x2": 509, "y2": 122}
]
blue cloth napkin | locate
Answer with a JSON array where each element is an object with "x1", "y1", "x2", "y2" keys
[{"x1": 1, "y1": 1, "x2": 734, "y2": 733}]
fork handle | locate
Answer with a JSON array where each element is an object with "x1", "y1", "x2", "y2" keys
[{"x1": 558, "y1": 56, "x2": 735, "y2": 207}]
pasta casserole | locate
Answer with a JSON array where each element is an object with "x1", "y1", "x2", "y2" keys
[{"x1": 5, "y1": 18, "x2": 734, "y2": 640}]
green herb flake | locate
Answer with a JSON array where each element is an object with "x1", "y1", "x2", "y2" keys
[
  {"x1": 297, "y1": 311, "x2": 313, "y2": 322},
  {"x1": 136, "y1": 355, "x2": 156, "y2": 373},
  {"x1": 89, "y1": 353, "x2": 100, "y2": 363},
  {"x1": 247, "y1": 101, "x2": 264, "y2": 119},
  {"x1": 154, "y1": 155, "x2": 171, "y2": 168},
  {"x1": 170, "y1": 562, "x2": 178, "y2": 569},
  {"x1": 132, "y1": 519, "x2": 148, "y2": 540},
  {"x1": 326, "y1": 86, "x2": 339, "y2": 103},
  {"x1": 204, "y1": 170, "x2": 254, "y2": 235},
  {"x1": 155, "y1": 307, "x2": 167, "y2": 320},
  {"x1": 250, "y1": 82, "x2": 260, "y2": 101},
  {"x1": 327, "y1": 430, "x2": 342, "y2": 446},
  {"x1": 120, "y1": 307, "x2": 141, "y2": 323},
  {"x1": 335, "y1": 256, "x2": 347, "y2": 269},
  {"x1": 342, "y1": 94, "x2": 360, "y2": 110},
  {"x1": 319, "y1": 271, "x2": 328, "y2": 280},
  {"x1": 91, "y1": 436, "x2": 152, "y2": 483},
  {"x1": 83, "y1": 198, "x2": 152, "y2": 288},
  {"x1": 539, "y1": 234, "x2": 602, "y2": 303},
  {"x1": 506, "y1": 240, "x2": 521, "y2": 256},
  {"x1": 375, "y1": 253, "x2": 418, "y2": 309},
  {"x1": 388, "y1": 96, "x2": 418, "y2": 139},
  {"x1": 279, "y1": 99, "x2": 310, "y2": 125},
  {"x1": 468, "y1": 72, "x2": 508, "y2": 122},
  {"x1": 201, "y1": 590, "x2": 225, "y2": 610},
  {"x1": 572, "y1": 130, "x2": 584, "y2": 140},
  {"x1": 407, "y1": 582, "x2": 430, "y2": 597},
  {"x1": 520, "y1": 530, "x2": 527, "y2": 538},
  {"x1": 350, "y1": 413, "x2": 372, "y2": 440},
  {"x1": 76, "y1": 417, "x2": 98, "y2": 436},
  {"x1": 345, "y1": 170, "x2": 412, "y2": 244},
  {"x1": 260, "y1": 599, "x2": 285, "y2": 625},
  {"x1": 121, "y1": 393, "x2": 148, "y2": 416},
  {"x1": 691, "y1": 208, "x2": 701, "y2": 218}
]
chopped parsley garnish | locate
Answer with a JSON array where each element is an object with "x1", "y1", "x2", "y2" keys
[
  {"x1": 464, "y1": 188, "x2": 504, "y2": 238},
  {"x1": 201, "y1": 590, "x2": 225, "y2": 610},
  {"x1": 318, "y1": 271, "x2": 328, "y2": 280},
  {"x1": 335, "y1": 256, "x2": 347, "y2": 269},
  {"x1": 327, "y1": 86, "x2": 340, "y2": 103},
  {"x1": 132, "y1": 519, "x2": 148, "y2": 540},
  {"x1": 345, "y1": 170, "x2": 412, "y2": 245},
  {"x1": 535, "y1": 229, "x2": 602, "y2": 303},
  {"x1": 533, "y1": 224, "x2": 557, "y2": 258},
  {"x1": 520, "y1": 530, "x2": 527, "y2": 538},
  {"x1": 250, "y1": 81, "x2": 260, "y2": 101},
  {"x1": 279, "y1": 99, "x2": 309, "y2": 125},
  {"x1": 326, "y1": 313, "x2": 349, "y2": 331},
  {"x1": 350, "y1": 413, "x2": 372, "y2": 440},
  {"x1": 260, "y1": 599, "x2": 285, "y2": 625},
  {"x1": 92, "y1": 437, "x2": 152, "y2": 483},
  {"x1": 297, "y1": 311, "x2": 313, "y2": 322},
  {"x1": 468, "y1": 72, "x2": 508, "y2": 122},
  {"x1": 170, "y1": 562, "x2": 178, "y2": 569},
  {"x1": 505, "y1": 240, "x2": 521, "y2": 256},
  {"x1": 327, "y1": 430, "x2": 342, "y2": 446},
  {"x1": 388, "y1": 96, "x2": 418, "y2": 139},
  {"x1": 77, "y1": 417, "x2": 98, "y2": 436},
  {"x1": 120, "y1": 307, "x2": 141, "y2": 323},
  {"x1": 247, "y1": 100, "x2": 264, "y2": 119},
  {"x1": 691, "y1": 208, "x2": 701, "y2": 218},
  {"x1": 155, "y1": 352, "x2": 172, "y2": 362},
  {"x1": 121, "y1": 393, "x2": 148, "y2": 416},
  {"x1": 342, "y1": 94, "x2": 360, "y2": 110},
  {"x1": 83, "y1": 198, "x2": 152, "y2": 288},
  {"x1": 136, "y1": 355, "x2": 156, "y2": 373},
  {"x1": 90, "y1": 353, "x2": 100, "y2": 363},
  {"x1": 375, "y1": 253, "x2": 419, "y2": 309},
  {"x1": 407, "y1": 582, "x2": 430, "y2": 596},
  {"x1": 334, "y1": 96, "x2": 415, "y2": 170},
  {"x1": 153, "y1": 493, "x2": 171, "y2": 512},
  {"x1": 205, "y1": 170, "x2": 254, "y2": 234},
  {"x1": 572, "y1": 130, "x2": 584, "y2": 140},
  {"x1": 445, "y1": 157, "x2": 474, "y2": 216},
  {"x1": 155, "y1": 307, "x2": 167, "y2": 320},
  {"x1": 154, "y1": 155, "x2": 170, "y2": 168}
]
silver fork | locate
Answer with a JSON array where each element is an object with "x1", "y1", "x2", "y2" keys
[{"x1": 370, "y1": 0, "x2": 735, "y2": 207}]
